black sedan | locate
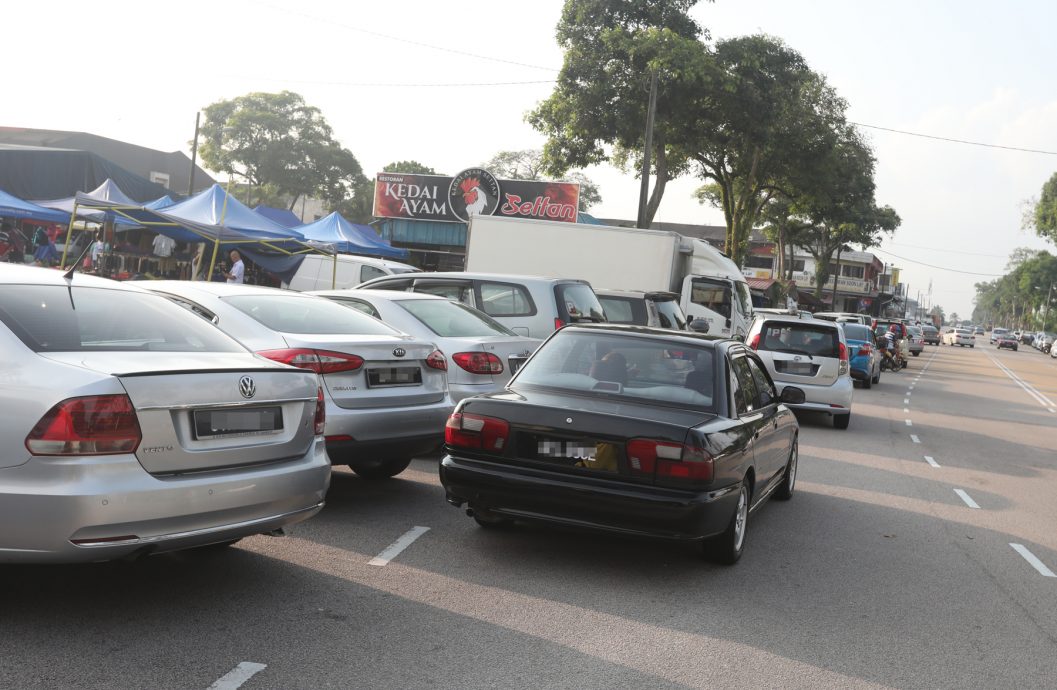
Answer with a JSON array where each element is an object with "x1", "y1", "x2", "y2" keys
[{"x1": 439, "y1": 324, "x2": 804, "y2": 564}]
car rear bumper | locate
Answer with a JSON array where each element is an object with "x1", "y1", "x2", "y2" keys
[
  {"x1": 775, "y1": 377, "x2": 853, "y2": 413},
  {"x1": 325, "y1": 433, "x2": 443, "y2": 464},
  {"x1": 439, "y1": 455, "x2": 740, "y2": 541},
  {"x1": 449, "y1": 382, "x2": 508, "y2": 404},
  {"x1": 0, "y1": 439, "x2": 331, "y2": 563},
  {"x1": 325, "y1": 396, "x2": 453, "y2": 450}
]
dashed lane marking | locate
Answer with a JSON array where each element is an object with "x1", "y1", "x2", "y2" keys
[
  {"x1": 953, "y1": 489, "x2": 981, "y2": 509},
  {"x1": 208, "y1": 662, "x2": 267, "y2": 690},
  {"x1": 910, "y1": 434, "x2": 921, "y2": 443},
  {"x1": 1010, "y1": 544, "x2": 1057, "y2": 578},
  {"x1": 369, "y1": 526, "x2": 430, "y2": 566},
  {"x1": 924, "y1": 456, "x2": 940, "y2": 468}
]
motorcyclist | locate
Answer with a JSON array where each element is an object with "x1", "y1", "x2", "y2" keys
[{"x1": 879, "y1": 325, "x2": 900, "y2": 371}]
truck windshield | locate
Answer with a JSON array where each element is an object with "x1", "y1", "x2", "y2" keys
[{"x1": 689, "y1": 278, "x2": 731, "y2": 318}]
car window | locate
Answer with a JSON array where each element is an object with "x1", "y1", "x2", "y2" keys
[
  {"x1": 398, "y1": 299, "x2": 516, "y2": 337},
  {"x1": 730, "y1": 355, "x2": 758, "y2": 415},
  {"x1": 479, "y1": 282, "x2": 535, "y2": 317},
  {"x1": 597, "y1": 296, "x2": 646, "y2": 325},
  {"x1": 556, "y1": 283, "x2": 606, "y2": 322},
  {"x1": 223, "y1": 294, "x2": 400, "y2": 335},
  {"x1": 690, "y1": 278, "x2": 731, "y2": 318},
  {"x1": 363, "y1": 277, "x2": 412, "y2": 291},
  {"x1": 330, "y1": 297, "x2": 381, "y2": 319},
  {"x1": 758, "y1": 321, "x2": 841, "y2": 358},
  {"x1": 0, "y1": 285, "x2": 243, "y2": 353},
  {"x1": 653, "y1": 298, "x2": 688, "y2": 330},
  {"x1": 841, "y1": 323, "x2": 872, "y2": 342},
  {"x1": 415, "y1": 281, "x2": 475, "y2": 305},
  {"x1": 512, "y1": 330, "x2": 715, "y2": 412},
  {"x1": 360, "y1": 264, "x2": 387, "y2": 283},
  {"x1": 745, "y1": 356, "x2": 777, "y2": 407}
]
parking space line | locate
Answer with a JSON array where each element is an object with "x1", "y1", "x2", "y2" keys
[
  {"x1": 953, "y1": 489, "x2": 980, "y2": 509},
  {"x1": 1010, "y1": 543, "x2": 1057, "y2": 577},
  {"x1": 924, "y1": 456, "x2": 940, "y2": 468},
  {"x1": 368, "y1": 526, "x2": 430, "y2": 566},
  {"x1": 910, "y1": 434, "x2": 921, "y2": 443},
  {"x1": 208, "y1": 662, "x2": 267, "y2": 690}
]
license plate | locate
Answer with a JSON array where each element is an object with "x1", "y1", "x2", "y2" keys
[
  {"x1": 367, "y1": 366, "x2": 422, "y2": 387},
  {"x1": 536, "y1": 439, "x2": 619, "y2": 472},
  {"x1": 783, "y1": 362, "x2": 813, "y2": 375},
  {"x1": 193, "y1": 406, "x2": 282, "y2": 439}
]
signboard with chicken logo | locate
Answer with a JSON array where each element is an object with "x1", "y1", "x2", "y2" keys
[{"x1": 374, "y1": 169, "x2": 579, "y2": 223}]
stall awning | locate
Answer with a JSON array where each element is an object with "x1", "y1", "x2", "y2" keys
[
  {"x1": 746, "y1": 278, "x2": 777, "y2": 291},
  {"x1": 0, "y1": 188, "x2": 70, "y2": 223},
  {"x1": 254, "y1": 205, "x2": 303, "y2": 228},
  {"x1": 297, "y1": 212, "x2": 409, "y2": 258}
]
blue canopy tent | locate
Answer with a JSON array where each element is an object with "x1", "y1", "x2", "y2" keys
[
  {"x1": 0, "y1": 188, "x2": 71, "y2": 224},
  {"x1": 296, "y1": 212, "x2": 409, "y2": 259},
  {"x1": 67, "y1": 184, "x2": 336, "y2": 283},
  {"x1": 144, "y1": 195, "x2": 177, "y2": 211},
  {"x1": 253, "y1": 204, "x2": 302, "y2": 228}
]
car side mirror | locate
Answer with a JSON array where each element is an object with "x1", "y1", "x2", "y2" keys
[
  {"x1": 780, "y1": 386, "x2": 806, "y2": 405},
  {"x1": 689, "y1": 318, "x2": 710, "y2": 333}
]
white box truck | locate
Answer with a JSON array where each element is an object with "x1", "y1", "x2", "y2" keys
[{"x1": 465, "y1": 215, "x2": 755, "y2": 339}]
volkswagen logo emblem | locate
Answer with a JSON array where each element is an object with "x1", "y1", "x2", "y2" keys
[
  {"x1": 238, "y1": 376, "x2": 256, "y2": 399},
  {"x1": 793, "y1": 356, "x2": 802, "y2": 362},
  {"x1": 393, "y1": 348, "x2": 406, "y2": 358},
  {"x1": 566, "y1": 417, "x2": 573, "y2": 424}
]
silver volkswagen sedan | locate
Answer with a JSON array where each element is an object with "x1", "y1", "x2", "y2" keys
[
  {"x1": 0, "y1": 265, "x2": 330, "y2": 564},
  {"x1": 142, "y1": 281, "x2": 454, "y2": 479}
]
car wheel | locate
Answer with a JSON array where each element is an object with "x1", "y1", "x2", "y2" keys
[
  {"x1": 872, "y1": 368, "x2": 880, "y2": 384},
  {"x1": 352, "y1": 457, "x2": 413, "y2": 480},
  {"x1": 912, "y1": 351, "x2": 920, "y2": 357},
  {"x1": 970, "y1": 345, "x2": 974, "y2": 348},
  {"x1": 774, "y1": 439, "x2": 797, "y2": 500},
  {"x1": 833, "y1": 413, "x2": 851, "y2": 430},
  {"x1": 705, "y1": 480, "x2": 749, "y2": 564},
  {"x1": 862, "y1": 374, "x2": 872, "y2": 389}
]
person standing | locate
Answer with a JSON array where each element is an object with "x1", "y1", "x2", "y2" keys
[{"x1": 222, "y1": 249, "x2": 245, "y2": 284}]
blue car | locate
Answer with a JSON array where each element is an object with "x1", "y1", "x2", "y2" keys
[{"x1": 840, "y1": 322, "x2": 880, "y2": 389}]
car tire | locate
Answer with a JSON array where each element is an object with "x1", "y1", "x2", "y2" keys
[
  {"x1": 912, "y1": 351, "x2": 920, "y2": 357},
  {"x1": 352, "y1": 457, "x2": 413, "y2": 480},
  {"x1": 862, "y1": 374, "x2": 872, "y2": 389},
  {"x1": 872, "y1": 369, "x2": 880, "y2": 384},
  {"x1": 970, "y1": 345, "x2": 974, "y2": 349},
  {"x1": 833, "y1": 413, "x2": 851, "y2": 430},
  {"x1": 774, "y1": 439, "x2": 797, "y2": 501},
  {"x1": 705, "y1": 479, "x2": 749, "y2": 564}
]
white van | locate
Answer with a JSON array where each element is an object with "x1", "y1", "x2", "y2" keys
[{"x1": 283, "y1": 254, "x2": 419, "y2": 292}]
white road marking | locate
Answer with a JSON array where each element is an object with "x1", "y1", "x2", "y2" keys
[
  {"x1": 953, "y1": 489, "x2": 980, "y2": 509},
  {"x1": 369, "y1": 526, "x2": 430, "y2": 566},
  {"x1": 905, "y1": 419, "x2": 913, "y2": 426},
  {"x1": 910, "y1": 434, "x2": 921, "y2": 443},
  {"x1": 903, "y1": 407, "x2": 909, "y2": 413},
  {"x1": 208, "y1": 662, "x2": 267, "y2": 690},
  {"x1": 904, "y1": 398, "x2": 909, "y2": 404},
  {"x1": 924, "y1": 456, "x2": 940, "y2": 468},
  {"x1": 1010, "y1": 543, "x2": 1057, "y2": 578},
  {"x1": 987, "y1": 352, "x2": 1057, "y2": 413}
]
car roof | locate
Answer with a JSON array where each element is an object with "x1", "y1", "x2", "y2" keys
[
  {"x1": 144, "y1": 280, "x2": 321, "y2": 299},
  {"x1": 594, "y1": 289, "x2": 679, "y2": 301},
  {"x1": 757, "y1": 313, "x2": 838, "y2": 328},
  {"x1": 309, "y1": 289, "x2": 448, "y2": 302},
  {"x1": 0, "y1": 263, "x2": 147, "y2": 291},
  {"x1": 362, "y1": 271, "x2": 589, "y2": 285},
  {"x1": 564, "y1": 323, "x2": 729, "y2": 346}
]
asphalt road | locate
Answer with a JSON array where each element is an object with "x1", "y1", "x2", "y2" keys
[{"x1": 2, "y1": 339, "x2": 1056, "y2": 689}]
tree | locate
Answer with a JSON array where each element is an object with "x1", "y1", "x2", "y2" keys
[
  {"x1": 529, "y1": 0, "x2": 710, "y2": 226},
  {"x1": 197, "y1": 91, "x2": 367, "y2": 211},
  {"x1": 1030, "y1": 171, "x2": 1057, "y2": 245},
  {"x1": 949, "y1": 312, "x2": 960, "y2": 326},
  {"x1": 929, "y1": 305, "x2": 945, "y2": 326},
  {"x1": 482, "y1": 149, "x2": 603, "y2": 211},
  {"x1": 383, "y1": 160, "x2": 439, "y2": 175}
]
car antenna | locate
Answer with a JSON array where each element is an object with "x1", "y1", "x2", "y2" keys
[{"x1": 63, "y1": 240, "x2": 94, "y2": 281}]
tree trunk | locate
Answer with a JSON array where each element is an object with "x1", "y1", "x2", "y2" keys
[
  {"x1": 831, "y1": 243, "x2": 844, "y2": 310},
  {"x1": 643, "y1": 137, "x2": 669, "y2": 227}
]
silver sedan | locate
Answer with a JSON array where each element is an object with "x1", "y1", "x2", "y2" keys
[
  {"x1": 0, "y1": 265, "x2": 330, "y2": 564},
  {"x1": 142, "y1": 281, "x2": 454, "y2": 479},
  {"x1": 310, "y1": 289, "x2": 541, "y2": 403}
]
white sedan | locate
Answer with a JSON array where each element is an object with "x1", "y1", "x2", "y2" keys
[
  {"x1": 312, "y1": 289, "x2": 541, "y2": 403},
  {"x1": 943, "y1": 328, "x2": 975, "y2": 347}
]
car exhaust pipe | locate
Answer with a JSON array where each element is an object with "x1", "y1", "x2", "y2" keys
[
  {"x1": 263, "y1": 528, "x2": 286, "y2": 537},
  {"x1": 465, "y1": 507, "x2": 475, "y2": 517}
]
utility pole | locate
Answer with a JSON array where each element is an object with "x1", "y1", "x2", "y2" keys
[
  {"x1": 636, "y1": 70, "x2": 659, "y2": 230},
  {"x1": 187, "y1": 111, "x2": 201, "y2": 195}
]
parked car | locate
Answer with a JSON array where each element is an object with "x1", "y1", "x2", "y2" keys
[
  {"x1": 812, "y1": 312, "x2": 872, "y2": 326},
  {"x1": 357, "y1": 271, "x2": 607, "y2": 338},
  {"x1": 439, "y1": 323, "x2": 804, "y2": 564},
  {"x1": 1035, "y1": 332, "x2": 1054, "y2": 353},
  {"x1": 594, "y1": 289, "x2": 689, "y2": 331},
  {"x1": 943, "y1": 328, "x2": 975, "y2": 347},
  {"x1": 920, "y1": 324, "x2": 941, "y2": 345},
  {"x1": 996, "y1": 333, "x2": 1019, "y2": 351},
  {"x1": 0, "y1": 265, "x2": 331, "y2": 563},
  {"x1": 747, "y1": 314, "x2": 853, "y2": 429},
  {"x1": 990, "y1": 327, "x2": 1010, "y2": 344},
  {"x1": 872, "y1": 319, "x2": 910, "y2": 360},
  {"x1": 310, "y1": 289, "x2": 540, "y2": 403},
  {"x1": 1019, "y1": 331, "x2": 1035, "y2": 345},
  {"x1": 906, "y1": 325, "x2": 925, "y2": 357},
  {"x1": 974, "y1": 326, "x2": 985, "y2": 336},
  {"x1": 840, "y1": 322, "x2": 881, "y2": 389},
  {"x1": 1050, "y1": 340, "x2": 1057, "y2": 358},
  {"x1": 283, "y1": 253, "x2": 419, "y2": 292},
  {"x1": 142, "y1": 281, "x2": 453, "y2": 479}
]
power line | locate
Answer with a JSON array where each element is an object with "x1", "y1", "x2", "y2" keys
[
  {"x1": 221, "y1": 75, "x2": 557, "y2": 88},
  {"x1": 888, "y1": 241, "x2": 1009, "y2": 259},
  {"x1": 851, "y1": 122, "x2": 1057, "y2": 156},
  {"x1": 871, "y1": 247, "x2": 1005, "y2": 277}
]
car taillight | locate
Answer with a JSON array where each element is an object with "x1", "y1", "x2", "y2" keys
[
  {"x1": 748, "y1": 333, "x2": 760, "y2": 350},
  {"x1": 554, "y1": 318, "x2": 565, "y2": 331},
  {"x1": 257, "y1": 348, "x2": 363, "y2": 374},
  {"x1": 25, "y1": 394, "x2": 142, "y2": 456},
  {"x1": 314, "y1": 386, "x2": 326, "y2": 435},
  {"x1": 426, "y1": 350, "x2": 448, "y2": 371},
  {"x1": 838, "y1": 341, "x2": 850, "y2": 376},
  {"x1": 859, "y1": 343, "x2": 872, "y2": 356},
  {"x1": 453, "y1": 351, "x2": 504, "y2": 375},
  {"x1": 626, "y1": 438, "x2": 713, "y2": 481},
  {"x1": 444, "y1": 412, "x2": 509, "y2": 452}
]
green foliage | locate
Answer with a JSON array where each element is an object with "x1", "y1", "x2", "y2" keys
[
  {"x1": 1031, "y1": 172, "x2": 1057, "y2": 245},
  {"x1": 198, "y1": 91, "x2": 367, "y2": 211},
  {"x1": 383, "y1": 160, "x2": 439, "y2": 175},
  {"x1": 482, "y1": 149, "x2": 603, "y2": 211},
  {"x1": 529, "y1": 0, "x2": 710, "y2": 225},
  {"x1": 972, "y1": 249, "x2": 1057, "y2": 329}
]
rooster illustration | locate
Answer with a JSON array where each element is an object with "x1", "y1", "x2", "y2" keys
[{"x1": 460, "y1": 178, "x2": 488, "y2": 216}]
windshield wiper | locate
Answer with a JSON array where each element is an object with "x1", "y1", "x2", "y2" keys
[{"x1": 771, "y1": 347, "x2": 814, "y2": 360}]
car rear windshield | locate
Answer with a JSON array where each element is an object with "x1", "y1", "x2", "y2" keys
[
  {"x1": 398, "y1": 299, "x2": 516, "y2": 337},
  {"x1": 758, "y1": 321, "x2": 841, "y2": 358},
  {"x1": 653, "y1": 298, "x2": 687, "y2": 330},
  {"x1": 223, "y1": 294, "x2": 400, "y2": 335},
  {"x1": 841, "y1": 323, "x2": 873, "y2": 343},
  {"x1": 556, "y1": 283, "x2": 606, "y2": 323},
  {"x1": 0, "y1": 285, "x2": 244, "y2": 353},
  {"x1": 596, "y1": 296, "x2": 647, "y2": 325},
  {"x1": 512, "y1": 330, "x2": 715, "y2": 412}
]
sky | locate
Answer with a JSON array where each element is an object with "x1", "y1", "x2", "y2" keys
[{"x1": 4, "y1": 0, "x2": 1056, "y2": 317}]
